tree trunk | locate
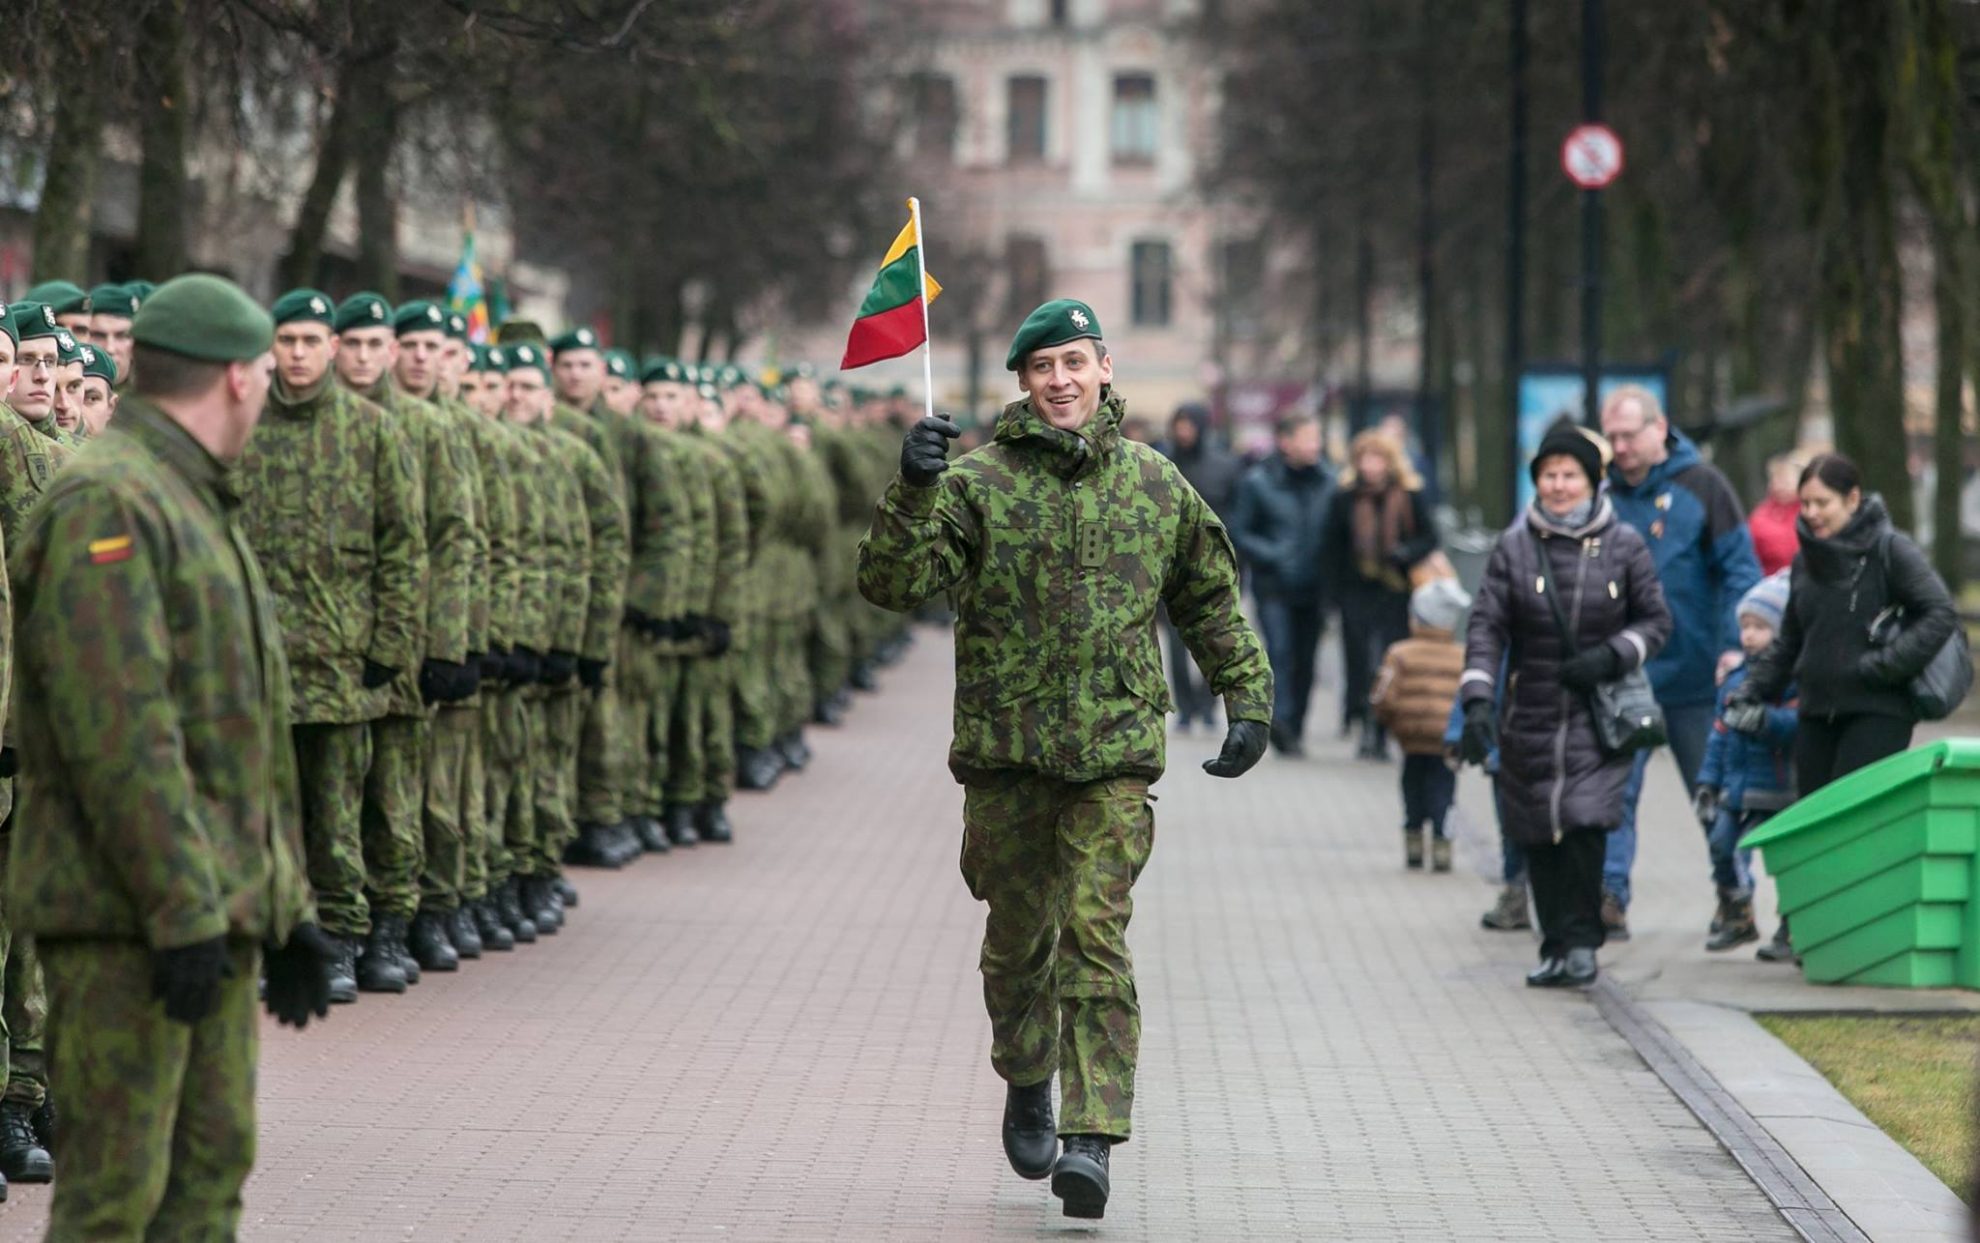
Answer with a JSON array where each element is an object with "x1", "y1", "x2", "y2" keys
[
  {"x1": 133, "y1": 0, "x2": 191, "y2": 278},
  {"x1": 279, "y1": 63, "x2": 360, "y2": 290},
  {"x1": 351, "y1": 75, "x2": 401, "y2": 298},
  {"x1": 32, "y1": 73, "x2": 107, "y2": 281}
]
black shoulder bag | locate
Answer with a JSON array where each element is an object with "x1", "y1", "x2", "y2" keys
[
  {"x1": 1529, "y1": 528, "x2": 1667, "y2": 756},
  {"x1": 1867, "y1": 532, "x2": 1973, "y2": 721}
]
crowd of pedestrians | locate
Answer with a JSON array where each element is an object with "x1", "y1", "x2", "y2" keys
[{"x1": 1160, "y1": 388, "x2": 1969, "y2": 988}]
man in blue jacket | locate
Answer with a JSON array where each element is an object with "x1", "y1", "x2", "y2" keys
[
  {"x1": 1229, "y1": 412, "x2": 1334, "y2": 756},
  {"x1": 1597, "y1": 387, "x2": 1761, "y2": 939}
]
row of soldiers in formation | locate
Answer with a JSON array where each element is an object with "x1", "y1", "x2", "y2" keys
[{"x1": 0, "y1": 275, "x2": 917, "y2": 1193}]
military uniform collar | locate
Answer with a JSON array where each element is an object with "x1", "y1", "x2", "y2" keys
[
  {"x1": 992, "y1": 388, "x2": 1125, "y2": 479},
  {"x1": 270, "y1": 373, "x2": 335, "y2": 412},
  {"x1": 119, "y1": 397, "x2": 240, "y2": 507}
]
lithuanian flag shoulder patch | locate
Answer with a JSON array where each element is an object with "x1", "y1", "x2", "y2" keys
[{"x1": 88, "y1": 535, "x2": 134, "y2": 565}]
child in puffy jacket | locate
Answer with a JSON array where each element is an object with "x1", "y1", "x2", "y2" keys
[
  {"x1": 1372, "y1": 577, "x2": 1470, "y2": 871},
  {"x1": 1694, "y1": 573, "x2": 1797, "y2": 953}
]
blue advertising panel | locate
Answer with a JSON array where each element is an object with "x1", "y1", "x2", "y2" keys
[{"x1": 1515, "y1": 366, "x2": 1669, "y2": 511}]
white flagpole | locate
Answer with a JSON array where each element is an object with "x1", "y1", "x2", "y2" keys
[{"x1": 909, "y1": 196, "x2": 936, "y2": 422}]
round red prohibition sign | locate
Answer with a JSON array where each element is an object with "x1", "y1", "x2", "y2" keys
[{"x1": 1561, "y1": 123, "x2": 1624, "y2": 190}]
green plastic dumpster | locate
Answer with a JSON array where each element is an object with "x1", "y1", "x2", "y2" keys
[{"x1": 1740, "y1": 739, "x2": 1980, "y2": 989}]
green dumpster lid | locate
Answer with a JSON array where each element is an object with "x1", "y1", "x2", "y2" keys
[{"x1": 1742, "y1": 739, "x2": 1980, "y2": 850}]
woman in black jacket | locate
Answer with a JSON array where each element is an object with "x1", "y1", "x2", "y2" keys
[
  {"x1": 1733, "y1": 453, "x2": 1958, "y2": 958},
  {"x1": 1458, "y1": 422, "x2": 1672, "y2": 988}
]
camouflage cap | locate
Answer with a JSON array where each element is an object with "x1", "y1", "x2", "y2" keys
[
  {"x1": 25, "y1": 281, "x2": 87, "y2": 316},
  {"x1": 640, "y1": 356, "x2": 691, "y2": 385},
  {"x1": 87, "y1": 283, "x2": 140, "y2": 319},
  {"x1": 333, "y1": 292, "x2": 393, "y2": 333},
  {"x1": 270, "y1": 288, "x2": 335, "y2": 327},
  {"x1": 549, "y1": 325, "x2": 602, "y2": 356},
  {"x1": 10, "y1": 302, "x2": 62, "y2": 343},
  {"x1": 54, "y1": 329, "x2": 84, "y2": 366},
  {"x1": 505, "y1": 342, "x2": 551, "y2": 381},
  {"x1": 445, "y1": 310, "x2": 470, "y2": 341},
  {"x1": 131, "y1": 274, "x2": 276, "y2": 363},
  {"x1": 392, "y1": 299, "x2": 449, "y2": 337},
  {"x1": 79, "y1": 342, "x2": 117, "y2": 385},
  {"x1": 1005, "y1": 298, "x2": 1102, "y2": 370}
]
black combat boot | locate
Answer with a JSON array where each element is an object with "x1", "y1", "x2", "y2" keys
[
  {"x1": 356, "y1": 923, "x2": 408, "y2": 993},
  {"x1": 812, "y1": 694, "x2": 845, "y2": 726},
  {"x1": 327, "y1": 936, "x2": 360, "y2": 1003},
  {"x1": 556, "y1": 875, "x2": 579, "y2": 908},
  {"x1": 596, "y1": 820, "x2": 636, "y2": 867},
  {"x1": 410, "y1": 909, "x2": 460, "y2": 973},
  {"x1": 695, "y1": 801, "x2": 734, "y2": 844},
  {"x1": 1002, "y1": 1081, "x2": 1056, "y2": 1180},
  {"x1": 850, "y1": 660, "x2": 878, "y2": 691},
  {"x1": 633, "y1": 815, "x2": 670, "y2": 853},
  {"x1": 474, "y1": 898, "x2": 515, "y2": 952},
  {"x1": 497, "y1": 878, "x2": 538, "y2": 944},
  {"x1": 1052, "y1": 1135, "x2": 1111, "y2": 1219},
  {"x1": 664, "y1": 805, "x2": 699, "y2": 848},
  {"x1": 386, "y1": 913, "x2": 420, "y2": 985},
  {"x1": 450, "y1": 906, "x2": 483, "y2": 960},
  {"x1": 779, "y1": 729, "x2": 812, "y2": 771},
  {"x1": 521, "y1": 876, "x2": 561, "y2": 934},
  {"x1": 0, "y1": 1102, "x2": 52, "y2": 1183},
  {"x1": 565, "y1": 822, "x2": 623, "y2": 869},
  {"x1": 29, "y1": 1100, "x2": 54, "y2": 1154},
  {"x1": 735, "y1": 746, "x2": 781, "y2": 791}
]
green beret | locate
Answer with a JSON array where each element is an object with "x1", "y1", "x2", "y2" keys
[
  {"x1": 485, "y1": 346, "x2": 508, "y2": 371},
  {"x1": 0, "y1": 299, "x2": 12, "y2": 344},
  {"x1": 131, "y1": 274, "x2": 276, "y2": 363},
  {"x1": 887, "y1": 384, "x2": 908, "y2": 400},
  {"x1": 604, "y1": 348, "x2": 635, "y2": 380},
  {"x1": 494, "y1": 319, "x2": 546, "y2": 347},
  {"x1": 25, "y1": 282, "x2": 87, "y2": 316},
  {"x1": 640, "y1": 356, "x2": 692, "y2": 385},
  {"x1": 466, "y1": 345, "x2": 494, "y2": 374},
  {"x1": 87, "y1": 283, "x2": 139, "y2": 319},
  {"x1": 718, "y1": 365, "x2": 746, "y2": 388},
  {"x1": 392, "y1": 299, "x2": 449, "y2": 337},
  {"x1": 332, "y1": 292, "x2": 392, "y2": 333},
  {"x1": 505, "y1": 343, "x2": 551, "y2": 381},
  {"x1": 11, "y1": 302, "x2": 61, "y2": 343},
  {"x1": 270, "y1": 288, "x2": 335, "y2": 327},
  {"x1": 549, "y1": 326, "x2": 602, "y2": 355},
  {"x1": 1005, "y1": 298, "x2": 1102, "y2": 371},
  {"x1": 55, "y1": 329, "x2": 84, "y2": 365},
  {"x1": 696, "y1": 382, "x2": 719, "y2": 400},
  {"x1": 788, "y1": 362, "x2": 817, "y2": 381},
  {"x1": 79, "y1": 343, "x2": 116, "y2": 385},
  {"x1": 127, "y1": 280, "x2": 157, "y2": 304}
]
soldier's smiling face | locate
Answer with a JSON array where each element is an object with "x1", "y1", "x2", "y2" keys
[
  {"x1": 13, "y1": 339, "x2": 58, "y2": 418},
  {"x1": 335, "y1": 326, "x2": 397, "y2": 388},
  {"x1": 1018, "y1": 339, "x2": 1111, "y2": 432},
  {"x1": 275, "y1": 322, "x2": 338, "y2": 390}
]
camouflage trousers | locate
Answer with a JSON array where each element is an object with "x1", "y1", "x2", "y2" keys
[
  {"x1": 575, "y1": 660, "x2": 623, "y2": 829},
  {"x1": 485, "y1": 687, "x2": 534, "y2": 887},
  {"x1": 419, "y1": 705, "x2": 480, "y2": 913},
  {"x1": 960, "y1": 774, "x2": 1154, "y2": 1141},
  {"x1": 363, "y1": 713, "x2": 431, "y2": 921},
  {"x1": 770, "y1": 615, "x2": 815, "y2": 735},
  {"x1": 294, "y1": 721, "x2": 373, "y2": 939},
  {"x1": 730, "y1": 614, "x2": 778, "y2": 750},
  {"x1": 0, "y1": 834, "x2": 47, "y2": 1110},
  {"x1": 679, "y1": 653, "x2": 734, "y2": 805},
  {"x1": 534, "y1": 690, "x2": 583, "y2": 877},
  {"x1": 810, "y1": 596, "x2": 854, "y2": 708},
  {"x1": 42, "y1": 938, "x2": 258, "y2": 1242},
  {"x1": 621, "y1": 647, "x2": 678, "y2": 818}
]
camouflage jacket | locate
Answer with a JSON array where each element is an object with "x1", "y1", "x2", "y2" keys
[
  {"x1": 620, "y1": 417, "x2": 697, "y2": 628},
  {"x1": 857, "y1": 392, "x2": 1272, "y2": 784},
  {"x1": 524, "y1": 423, "x2": 594, "y2": 657},
  {"x1": 0, "y1": 403, "x2": 74, "y2": 548},
  {"x1": 430, "y1": 396, "x2": 491, "y2": 661},
  {"x1": 492, "y1": 419, "x2": 552, "y2": 654},
  {"x1": 685, "y1": 427, "x2": 749, "y2": 629},
  {"x1": 237, "y1": 375, "x2": 426, "y2": 724},
  {"x1": 8, "y1": 399, "x2": 314, "y2": 946},
  {"x1": 457, "y1": 403, "x2": 521, "y2": 653}
]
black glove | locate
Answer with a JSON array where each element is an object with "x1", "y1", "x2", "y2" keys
[
  {"x1": 150, "y1": 936, "x2": 233, "y2": 1026},
  {"x1": 1458, "y1": 700, "x2": 1498, "y2": 766},
  {"x1": 703, "y1": 618, "x2": 733, "y2": 657},
  {"x1": 508, "y1": 645, "x2": 542, "y2": 685},
  {"x1": 624, "y1": 607, "x2": 661, "y2": 639},
  {"x1": 578, "y1": 657, "x2": 608, "y2": 690},
  {"x1": 1202, "y1": 719, "x2": 1270, "y2": 778},
  {"x1": 1692, "y1": 785, "x2": 1722, "y2": 829},
  {"x1": 481, "y1": 646, "x2": 509, "y2": 684},
  {"x1": 1722, "y1": 693, "x2": 1768, "y2": 735},
  {"x1": 900, "y1": 414, "x2": 961, "y2": 488},
  {"x1": 542, "y1": 650, "x2": 579, "y2": 686},
  {"x1": 263, "y1": 922, "x2": 339, "y2": 1030},
  {"x1": 419, "y1": 658, "x2": 479, "y2": 705},
  {"x1": 0, "y1": 747, "x2": 17, "y2": 779},
  {"x1": 361, "y1": 660, "x2": 398, "y2": 690},
  {"x1": 1559, "y1": 645, "x2": 1623, "y2": 693}
]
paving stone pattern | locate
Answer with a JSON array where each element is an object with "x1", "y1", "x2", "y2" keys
[{"x1": 0, "y1": 630, "x2": 1797, "y2": 1240}]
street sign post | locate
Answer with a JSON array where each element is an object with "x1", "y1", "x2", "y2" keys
[{"x1": 1560, "y1": 123, "x2": 1623, "y2": 190}]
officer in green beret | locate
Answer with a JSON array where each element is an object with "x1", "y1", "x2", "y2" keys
[
  {"x1": 75, "y1": 344, "x2": 118, "y2": 437},
  {"x1": 86, "y1": 284, "x2": 140, "y2": 386},
  {"x1": 857, "y1": 298, "x2": 1273, "y2": 1220},
  {"x1": 602, "y1": 349, "x2": 640, "y2": 415},
  {"x1": 26, "y1": 283, "x2": 90, "y2": 337},
  {"x1": 8, "y1": 272, "x2": 338, "y2": 1239},
  {"x1": 236, "y1": 288, "x2": 426, "y2": 1003},
  {"x1": 48, "y1": 329, "x2": 89, "y2": 446}
]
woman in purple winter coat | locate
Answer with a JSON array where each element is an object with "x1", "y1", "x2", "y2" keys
[{"x1": 1456, "y1": 421, "x2": 1672, "y2": 988}]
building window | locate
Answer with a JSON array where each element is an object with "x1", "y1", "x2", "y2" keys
[
  {"x1": 910, "y1": 73, "x2": 958, "y2": 162},
  {"x1": 1007, "y1": 75, "x2": 1048, "y2": 163},
  {"x1": 1005, "y1": 234, "x2": 1050, "y2": 320},
  {"x1": 1219, "y1": 238, "x2": 1265, "y2": 339},
  {"x1": 1131, "y1": 241, "x2": 1173, "y2": 327},
  {"x1": 1111, "y1": 74, "x2": 1158, "y2": 165}
]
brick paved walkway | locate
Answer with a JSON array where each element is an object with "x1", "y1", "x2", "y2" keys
[{"x1": 0, "y1": 628, "x2": 1796, "y2": 1240}]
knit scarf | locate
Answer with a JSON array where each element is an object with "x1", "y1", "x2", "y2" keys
[{"x1": 1352, "y1": 485, "x2": 1414, "y2": 587}]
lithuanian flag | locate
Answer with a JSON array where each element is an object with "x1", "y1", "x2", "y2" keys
[{"x1": 841, "y1": 208, "x2": 942, "y2": 370}]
